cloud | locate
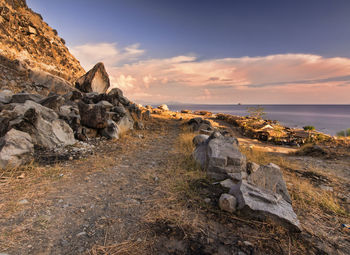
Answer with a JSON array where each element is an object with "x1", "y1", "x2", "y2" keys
[
  {"x1": 69, "y1": 42, "x2": 145, "y2": 70},
  {"x1": 70, "y1": 42, "x2": 350, "y2": 104}
]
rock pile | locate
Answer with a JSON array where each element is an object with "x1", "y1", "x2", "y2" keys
[
  {"x1": 192, "y1": 132, "x2": 301, "y2": 231},
  {"x1": 0, "y1": 63, "x2": 144, "y2": 168}
]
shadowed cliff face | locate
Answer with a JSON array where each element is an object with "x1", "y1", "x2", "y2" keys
[{"x1": 0, "y1": 0, "x2": 85, "y2": 89}]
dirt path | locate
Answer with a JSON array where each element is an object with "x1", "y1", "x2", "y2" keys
[{"x1": 0, "y1": 117, "x2": 180, "y2": 254}]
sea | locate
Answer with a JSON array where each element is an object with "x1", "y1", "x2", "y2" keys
[{"x1": 166, "y1": 104, "x2": 350, "y2": 136}]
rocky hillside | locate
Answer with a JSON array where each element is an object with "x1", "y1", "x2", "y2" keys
[{"x1": 0, "y1": 0, "x2": 85, "y2": 93}]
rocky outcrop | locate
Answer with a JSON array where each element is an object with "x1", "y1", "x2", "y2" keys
[
  {"x1": 187, "y1": 117, "x2": 213, "y2": 132},
  {"x1": 75, "y1": 63, "x2": 110, "y2": 93},
  {"x1": 193, "y1": 132, "x2": 246, "y2": 180},
  {"x1": 0, "y1": 128, "x2": 33, "y2": 168},
  {"x1": 191, "y1": 130, "x2": 300, "y2": 231},
  {"x1": 0, "y1": 0, "x2": 85, "y2": 86},
  {"x1": 230, "y1": 181, "x2": 300, "y2": 231}
]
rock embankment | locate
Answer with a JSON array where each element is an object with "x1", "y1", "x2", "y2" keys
[
  {"x1": 192, "y1": 130, "x2": 300, "y2": 231},
  {"x1": 0, "y1": 63, "x2": 146, "y2": 168}
]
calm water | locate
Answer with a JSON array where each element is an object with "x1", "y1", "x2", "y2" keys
[{"x1": 167, "y1": 104, "x2": 350, "y2": 136}]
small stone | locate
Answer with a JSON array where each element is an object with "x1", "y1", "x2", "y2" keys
[
  {"x1": 58, "y1": 199, "x2": 64, "y2": 203},
  {"x1": 243, "y1": 241, "x2": 253, "y2": 247},
  {"x1": 76, "y1": 231, "x2": 86, "y2": 237},
  {"x1": 219, "y1": 193, "x2": 237, "y2": 213},
  {"x1": 137, "y1": 238, "x2": 142, "y2": 242},
  {"x1": 220, "y1": 179, "x2": 235, "y2": 189},
  {"x1": 319, "y1": 185, "x2": 333, "y2": 192},
  {"x1": 69, "y1": 156, "x2": 73, "y2": 160},
  {"x1": 204, "y1": 198, "x2": 211, "y2": 204},
  {"x1": 80, "y1": 209, "x2": 85, "y2": 213},
  {"x1": 154, "y1": 176, "x2": 159, "y2": 182},
  {"x1": 19, "y1": 199, "x2": 29, "y2": 205}
]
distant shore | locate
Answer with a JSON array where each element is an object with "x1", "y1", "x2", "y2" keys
[{"x1": 162, "y1": 104, "x2": 350, "y2": 136}]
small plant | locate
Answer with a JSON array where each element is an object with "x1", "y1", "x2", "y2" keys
[
  {"x1": 303, "y1": 125, "x2": 315, "y2": 131},
  {"x1": 246, "y1": 106, "x2": 266, "y2": 119},
  {"x1": 336, "y1": 128, "x2": 350, "y2": 137}
]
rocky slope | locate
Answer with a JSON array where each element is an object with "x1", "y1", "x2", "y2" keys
[{"x1": 0, "y1": 0, "x2": 85, "y2": 93}]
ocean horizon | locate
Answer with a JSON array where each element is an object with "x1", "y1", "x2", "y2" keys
[{"x1": 165, "y1": 104, "x2": 350, "y2": 136}]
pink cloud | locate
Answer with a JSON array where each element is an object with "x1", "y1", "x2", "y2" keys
[{"x1": 70, "y1": 42, "x2": 350, "y2": 104}]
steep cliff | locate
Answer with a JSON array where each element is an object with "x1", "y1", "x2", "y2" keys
[{"x1": 0, "y1": 0, "x2": 85, "y2": 93}]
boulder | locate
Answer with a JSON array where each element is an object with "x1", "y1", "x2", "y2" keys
[
  {"x1": 115, "y1": 114, "x2": 134, "y2": 135},
  {"x1": 142, "y1": 110, "x2": 151, "y2": 120},
  {"x1": 75, "y1": 62, "x2": 110, "y2": 93},
  {"x1": 246, "y1": 162, "x2": 260, "y2": 174},
  {"x1": 0, "y1": 90, "x2": 13, "y2": 104},
  {"x1": 11, "y1": 93, "x2": 43, "y2": 104},
  {"x1": 0, "y1": 129, "x2": 34, "y2": 169},
  {"x1": 39, "y1": 95, "x2": 65, "y2": 112},
  {"x1": 158, "y1": 104, "x2": 169, "y2": 111},
  {"x1": 29, "y1": 69, "x2": 76, "y2": 95},
  {"x1": 100, "y1": 120, "x2": 119, "y2": 139},
  {"x1": 78, "y1": 102, "x2": 108, "y2": 129},
  {"x1": 188, "y1": 117, "x2": 213, "y2": 132},
  {"x1": 230, "y1": 181, "x2": 300, "y2": 231},
  {"x1": 97, "y1": 100, "x2": 113, "y2": 110},
  {"x1": 247, "y1": 163, "x2": 292, "y2": 203},
  {"x1": 9, "y1": 101, "x2": 76, "y2": 148},
  {"x1": 192, "y1": 134, "x2": 209, "y2": 147},
  {"x1": 193, "y1": 132, "x2": 246, "y2": 180},
  {"x1": 219, "y1": 193, "x2": 237, "y2": 213},
  {"x1": 0, "y1": 117, "x2": 10, "y2": 137}
]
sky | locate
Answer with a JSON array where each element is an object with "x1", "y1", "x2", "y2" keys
[{"x1": 27, "y1": 0, "x2": 350, "y2": 104}]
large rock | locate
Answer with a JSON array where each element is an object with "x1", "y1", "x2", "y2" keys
[
  {"x1": 0, "y1": 90, "x2": 14, "y2": 104},
  {"x1": 29, "y1": 69, "x2": 76, "y2": 95},
  {"x1": 219, "y1": 193, "x2": 237, "y2": 213},
  {"x1": 11, "y1": 93, "x2": 43, "y2": 104},
  {"x1": 100, "y1": 120, "x2": 119, "y2": 139},
  {"x1": 247, "y1": 163, "x2": 292, "y2": 203},
  {"x1": 187, "y1": 117, "x2": 213, "y2": 132},
  {"x1": 75, "y1": 62, "x2": 110, "y2": 93},
  {"x1": 230, "y1": 181, "x2": 301, "y2": 231},
  {"x1": 115, "y1": 114, "x2": 134, "y2": 135},
  {"x1": 158, "y1": 104, "x2": 169, "y2": 111},
  {"x1": 193, "y1": 132, "x2": 246, "y2": 180},
  {"x1": 0, "y1": 129, "x2": 34, "y2": 169},
  {"x1": 192, "y1": 134, "x2": 209, "y2": 147},
  {"x1": 39, "y1": 95, "x2": 65, "y2": 112},
  {"x1": 7, "y1": 101, "x2": 76, "y2": 148},
  {"x1": 78, "y1": 102, "x2": 108, "y2": 129}
]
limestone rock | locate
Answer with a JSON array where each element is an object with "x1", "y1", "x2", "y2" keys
[
  {"x1": 0, "y1": 129, "x2": 34, "y2": 169},
  {"x1": 158, "y1": 104, "x2": 169, "y2": 111},
  {"x1": 100, "y1": 120, "x2": 119, "y2": 139},
  {"x1": 39, "y1": 95, "x2": 65, "y2": 112},
  {"x1": 247, "y1": 163, "x2": 291, "y2": 203},
  {"x1": 75, "y1": 63, "x2": 110, "y2": 93},
  {"x1": 0, "y1": 90, "x2": 14, "y2": 104},
  {"x1": 192, "y1": 134, "x2": 209, "y2": 147},
  {"x1": 115, "y1": 114, "x2": 134, "y2": 135},
  {"x1": 230, "y1": 181, "x2": 301, "y2": 231},
  {"x1": 78, "y1": 102, "x2": 108, "y2": 129},
  {"x1": 219, "y1": 193, "x2": 237, "y2": 213},
  {"x1": 11, "y1": 93, "x2": 43, "y2": 104},
  {"x1": 220, "y1": 179, "x2": 236, "y2": 189}
]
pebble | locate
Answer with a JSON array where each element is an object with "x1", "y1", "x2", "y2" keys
[
  {"x1": 76, "y1": 231, "x2": 86, "y2": 237},
  {"x1": 243, "y1": 241, "x2": 253, "y2": 246},
  {"x1": 204, "y1": 198, "x2": 211, "y2": 204},
  {"x1": 19, "y1": 199, "x2": 29, "y2": 205}
]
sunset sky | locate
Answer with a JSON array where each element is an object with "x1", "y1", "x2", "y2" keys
[{"x1": 28, "y1": 0, "x2": 350, "y2": 104}]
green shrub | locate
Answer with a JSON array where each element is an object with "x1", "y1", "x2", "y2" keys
[
  {"x1": 247, "y1": 106, "x2": 266, "y2": 119},
  {"x1": 336, "y1": 128, "x2": 350, "y2": 137},
  {"x1": 303, "y1": 125, "x2": 316, "y2": 131}
]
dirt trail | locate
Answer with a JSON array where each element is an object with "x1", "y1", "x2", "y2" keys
[{"x1": 0, "y1": 117, "x2": 180, "y2": 254}]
